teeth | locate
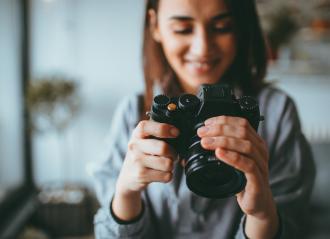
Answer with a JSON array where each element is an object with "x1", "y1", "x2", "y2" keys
[{"x1": 192, "y1": 62, "x2": 210, "y2": 68}]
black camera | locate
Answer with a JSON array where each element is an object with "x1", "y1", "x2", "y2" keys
[{"x1": 148, "y1": 84, "x2": 264, "y2": 198}]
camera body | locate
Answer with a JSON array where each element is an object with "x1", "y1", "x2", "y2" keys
[{"x1": 148, "y1": 84, "x2": 263, "y2": 198}]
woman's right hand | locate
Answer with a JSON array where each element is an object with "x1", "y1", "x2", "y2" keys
[
  {"x1": 115, "y1": 120, "x2": 180, "y2": 197},
  {"x1": 112, "y1": 120, "x2": 179, "y2": 221}
]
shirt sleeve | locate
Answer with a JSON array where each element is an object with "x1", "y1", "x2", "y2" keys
[
  {"x1": 235, "y1": 88, "x2": 316, "y2": 238},
  {"x1": 91, "y1": 95, "x2": 155, "y2": 238}
]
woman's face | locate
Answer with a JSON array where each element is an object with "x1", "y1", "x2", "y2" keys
[{"x1": 151, "y1": 0, "x2": 237, "y2": 94}]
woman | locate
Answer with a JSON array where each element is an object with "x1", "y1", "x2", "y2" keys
[{"x1": 92, "y1": 0, "x2": 315, "y2": 238}]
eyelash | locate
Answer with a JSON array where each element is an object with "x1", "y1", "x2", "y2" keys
[
  {"x1": 173, "y1": 29, "x2": 192, "y2": 34},
  {"x1": 213, "y1": 26, "x2": 233, "y2": 33},
  {"x1": 173, "y1": 26, "x2": 233, "y2": 35}
]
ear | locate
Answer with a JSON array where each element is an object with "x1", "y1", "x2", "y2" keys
[{"x1": 148, "y1": 9, "x2": 161, "y2": 43}]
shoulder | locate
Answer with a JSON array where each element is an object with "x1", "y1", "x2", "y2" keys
[
  {"x1": 115, "y1": 92, "x2": 143, "y2": 115},
  {"x1": 257, "y1": 85, "x2": 303, "y2": 147},
  {"x1": 112, "y1": 92, "x2": 144, "y2": 126},
  {"x1": 257, "y1": 84, "x2": 299, "y2": 123},
  {"x1": 105, "y1": 92, "x2": 144, "y2": 145},
  {"x1": 258, "y1": 84, "x2": 295, "y2": 109}
]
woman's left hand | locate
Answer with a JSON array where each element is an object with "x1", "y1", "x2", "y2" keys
[{"x1": 197, "y1": 116, "x2": 279, "y2": 238}]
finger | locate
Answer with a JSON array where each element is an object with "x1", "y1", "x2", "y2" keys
[
  {"x1": 201, "y1": 137, "x2": 267, "y2": 174},
  {"x1": 180, "y1": 159, "x2": 187, "y2": 167},
  {"x1": 136, "y1": 167, "x2": 172, "y2": 183},
  {"x1": 142, "y1": 155, "x2": 174, "y2": 172},
  {"x1": 198, "y1": 124, "x2": 248, "y2": 139},
  {"x1": 215, "y1": 148, "x2": 266, "y2": 183},
  {"x1": 204, "y1": 116, "x2": 263, "y2": 144},
  {"x1": 128, "y1": 138, "x2": 176, "y2": 157},
  {"x1": 132, "y1": 120, "x2": 179, "y2": 139},
  {"x1": 205, "y1": 116, "x2": 248, "y2": 128},
  {"x1": 201, "y1": 136, "x2": 253, "y2": 155},
  {"x1": 200, "y1": 122, "x2": 268, "y2": 164}
]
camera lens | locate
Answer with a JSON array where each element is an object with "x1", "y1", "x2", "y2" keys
[{"x1": 184, "y1": 136, "x2": 246, "y2": 198}]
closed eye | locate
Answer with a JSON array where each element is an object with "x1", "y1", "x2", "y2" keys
[
  {"x1": 173, "y1": 28, "x2": 193, "y2": 34},
  {"x1": 212, "y1": 25, "x2": 233, "y2": 34}
]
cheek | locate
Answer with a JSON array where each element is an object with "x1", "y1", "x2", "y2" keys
[
  {"x1": 161, "y1": 35, "x2": 188, "y2": 63},
  {"x1": 164, "y1": 44, "x2": 185, "y2": 63}
]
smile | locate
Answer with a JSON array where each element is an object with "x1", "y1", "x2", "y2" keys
[{"x1": 186, "y1": 60, "x2": 218, "y2": 74}]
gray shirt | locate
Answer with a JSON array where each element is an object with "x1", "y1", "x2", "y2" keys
[{"x1": 92, "y1": 86, "x2": 315, "y2": 239}]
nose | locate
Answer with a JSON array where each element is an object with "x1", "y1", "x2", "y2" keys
[{"x1": 190, "y1": 28, "x2": 212, "y2": 58}]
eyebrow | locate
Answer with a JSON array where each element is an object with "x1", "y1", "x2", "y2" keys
[
  {"x1": 212, "y1": 12, "x2": 232, "y2": 21},
  {"x1": 169, "y1": 12, "x2": 232, "y2": 21}
]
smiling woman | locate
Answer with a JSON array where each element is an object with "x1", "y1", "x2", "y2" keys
[
  {"x1": 148, "y1": 0, "x2": 237, "y2": 94},
  {"x1": 142, "y1": 0, "x2": 267, "y2": 113},
  {"x1": 92, "y1": 0, "x2": 315, "y2": 238}
]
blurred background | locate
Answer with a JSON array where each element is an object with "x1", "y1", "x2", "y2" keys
[{"x1": 0, "y1": 0, "x2": 329, "y2": 238}]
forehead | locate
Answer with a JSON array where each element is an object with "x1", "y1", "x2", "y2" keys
[{"x1": 157, "y1": 0, "x2": 229, "y2": 19}]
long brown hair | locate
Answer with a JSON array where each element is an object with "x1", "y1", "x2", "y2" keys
[{"x1": 142, "y1": 0, "x2": 268, "y2": 119}]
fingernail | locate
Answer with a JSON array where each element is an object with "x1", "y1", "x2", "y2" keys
[
  {"x1": 205, "y1": 118, "x2": 214, "y2": 125},
  {"x1": 198, "y1": 126, "x2": 209, "y2": 135},
  {"x1": 203, "y1": 137, "x2": 214, "y2": 145},
  {"x1": 170, "y1": 127, "x2": 179, "y2": 137}
]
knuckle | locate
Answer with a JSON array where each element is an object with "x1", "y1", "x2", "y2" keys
[
  {"x1": 244, "y1": 206, "x2": 256, "y2": 215},
  {"x1": 134, "y1": 121, "x2": 147, "y2": 138},
  {"x1": 127, "y1": 141, "x2": 135, "y2": 151},
  {"x1": 239, "y1": 127, "x2": 248, "y2": 138},
  {"x1": 136, "y1": 167, "x2": 146, "y2": 180},
  {"x1": 137, "y1": 120, "x2": 148, "y2": 133},
  {"x1": 245, "y1": 160, "x2": 256, "y2": 172},
  {"x1": 217, "y1": 124, "x2": 225, "y2": 134},
  {"x1": 158, "y1": 141, "x2": 169, "y2": 155},
  {"x1": 240, "y1": 118, "x2": 249, "y2": 127},
  {"x1": 220, "y1": 137, "x2": 229, "y2": 147},
  {"x1": 159, "y1": 124, "x2": 169, "y2": 136},
  {"x1": 221, "y1": 116, "x2": 228, "y2": 123},
  {"x1": 244, "y1": 141, "x2": 253, "y2": 154},
  {"x1": 232, "y1": 152, "x2": 240, "y2": 162},
  {"x1": 164, "y1": 158, "x2": 173, "y2": 171},
  {"x1": 164, "y1": 173, "x2": 172, "y2": 182},
  {"x1": 131, "y1": 153, "x2": 142, "y2": 164}
]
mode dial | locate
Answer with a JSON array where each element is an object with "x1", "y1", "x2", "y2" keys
[
  {"x1": 153, "y1": 95, "x2": 170, "y2": 109},
  {"x1": 178, "y1": 94, "x2": 200, "y2": 111}
]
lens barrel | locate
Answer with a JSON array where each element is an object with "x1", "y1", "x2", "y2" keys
[{"x1": 184, "y1": 136, "x2": 246, "y2": 198}]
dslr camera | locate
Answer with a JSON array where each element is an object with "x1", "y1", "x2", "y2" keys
[{"x1": 148, "y1": 84, "x2": 263, "y2": 198}]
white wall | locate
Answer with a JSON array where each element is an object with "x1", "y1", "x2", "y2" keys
[
  {"x1": 0, "y1": 0, "x2": 24, "y2": 192},
  {"x1": 30, "y1": 0, "x2": 144, "y2": 187},
  {"x1": 267, "y1": 75, "x2": 330, "y2": 143}
]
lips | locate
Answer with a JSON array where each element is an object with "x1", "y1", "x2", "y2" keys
[{"x1": 185, "y1": 59, "x2": 219, "y2": 74}]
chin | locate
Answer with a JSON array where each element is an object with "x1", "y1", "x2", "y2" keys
[{"x1": 194, "y1": 77, "x2": 220, "y2": 86}]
